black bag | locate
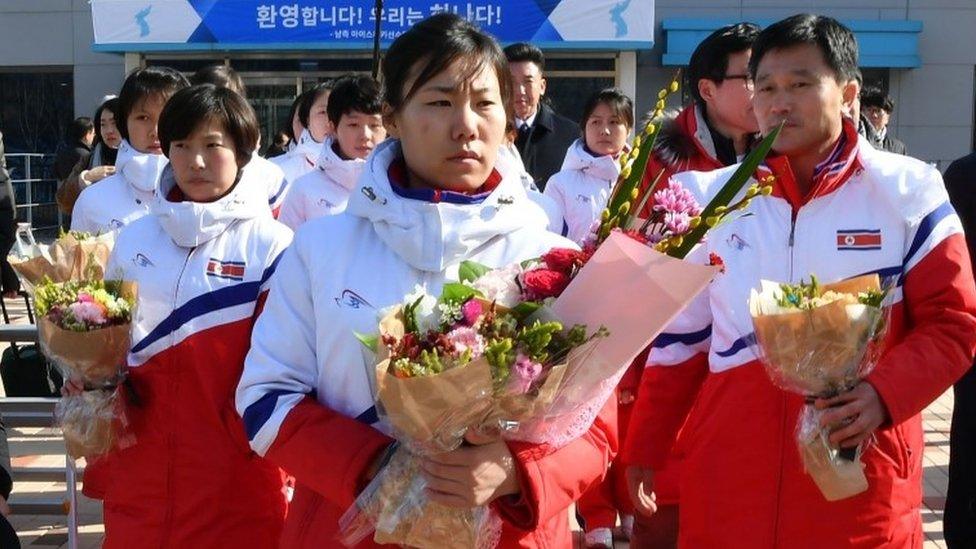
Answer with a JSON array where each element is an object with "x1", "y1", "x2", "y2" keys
[{"x1": 0, "y1": 344, "x2": 62, "y2": 397}]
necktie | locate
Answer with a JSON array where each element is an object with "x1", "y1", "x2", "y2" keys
[{"x1": 516, "y1": 123, "x2": 531, "y2": 154}]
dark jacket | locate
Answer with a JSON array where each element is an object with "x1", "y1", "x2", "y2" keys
[
  {"x1": 53, "y1": 142, "x2": 91, "y2": 182},
  {"x1": 878, "y1": 132, "x2": 908, "y2": 156},
  {"x1": 0, "y1": 133, "x2": 15, "y2": 212},
  {"x1": 516, "y1": 102, "x2": 579, "y2": 191}
]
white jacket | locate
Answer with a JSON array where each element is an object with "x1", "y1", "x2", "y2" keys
[
  {"x1": 245, "y1": 152, "x2": 288, "y2": 216},
  {"x1": 71, "y1": 140, "x2": 164, "y2": 233},
  {"x1": 276, "y1": 136, "x2": 365, "y2": 230},
  {"x1": 270, "y1": 129, "x2": 319, "y2": 186},
  {"x1": 543, "y1": 139, "x2": 621, "y2": 245},
  {"x1": 236, "y1": 138, "x2": 575, "y2": 455},
  {"x1": 107, "y1": 164, "x2": 292, "y2": 369}
]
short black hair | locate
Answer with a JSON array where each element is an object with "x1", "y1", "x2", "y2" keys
[
  {"x1": 298, "y1": 81, "x2": 333, "y2": 129},
  {"x1": 158, "y1": 84, "x2": 260, "y2": 169},
  {"x1": 67, "y1": 117, "x2": 94, "y2": 143},
  {"x1": 326, "y1": 75, "x2": 383, "y2": 126},
  {"x1": 117, "y1": 66, "x2": 191, "y2": 141},
  {"x1": 749, "y1": 14, "x2": 859, "y2": 84},
  {"x1": 191, "y1": 64, "x2": 247, "y2": 98},
  {"x1": 284, "y1": 90, "x2": 308, "y2": 141},
  {"x1": 688, "y1": 23, "x2": 761, "y2": 104},
  {"x1": 580, "y1": 88, "x2": 634, "y2": 134},
  {"x1": 860, "y1": 85, "x2": 894, "y2": 113},
  {"x1": 503, "y1": 42, "x2": 545, "y2": 71},
  {"x1": 383, "y1": 13, "x2": 511, "y2": 118}
]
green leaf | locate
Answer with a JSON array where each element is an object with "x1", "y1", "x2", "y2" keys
[
  {"x1": 440, "y1": 282, "x2": 481, "y2": 305},
  {"x1": 458, "y1": 260, "x2": 492, "y2": 283},
  {"x1": 668, "y1": 122, "x2": 784, "y2": 259},
  {"x1": 511, "y1": 301, "x2": 542, "y2": 319},
  {"x1": 355, "y1": 332, "x2": 379, "y2": 351}
]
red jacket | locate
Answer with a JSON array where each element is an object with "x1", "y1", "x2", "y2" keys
[
  {"x1": 625, "y1": 104, "x2": 729, "y2": 504},
  {"x1": 625, "y1": 121, "x2": 976, "y2": 547}
]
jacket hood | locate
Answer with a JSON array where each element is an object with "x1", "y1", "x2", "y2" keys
[
  {"x1": 315, "y1": 136, "x2": 366, "y2": 192},
  {"x1": 559, "y1": 139, "x2": 622, "y2": 183},
  {"x1": 294, "y1": 129, "x2": 323, "y2": 166},
  {"x1": 345, "y1": 139, "x2": 549, "y2": 272},
  {"x1": 116, "y1": 139, "x2": 168, "y2": 193},
  {"x1": 153, "y1": 163, "x2": 270, "y2": 248}
]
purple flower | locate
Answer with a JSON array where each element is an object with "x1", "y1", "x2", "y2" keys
[
  {"x1": 461, "y1": 299, "x2": 483, "y2": 327},
  {"x1": 653, "y1": 180, "x2": 702, "y2": 217},
  {"x1": 507, "y1": 353, "x2": 543, "y2": 395}
]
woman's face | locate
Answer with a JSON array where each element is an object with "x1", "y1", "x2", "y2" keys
[
  {"x1": 388, "y1": 60, "x2": 507, "y2": 192},
  {"x1": 126, "y1": 95, "x2": 167, "y2": 155},
  {"x1": 99, "y1": 108, "x2": 122, "y2": 149},
  {"x1": 168, "y1": 119, "x2": 240, "y2": 202},
  {"x1": 307, "y1": 91, "x2": 332, "y2": 143},
  {"x1": 584, "y1": 103, "x2": 630, "y2": 157}
]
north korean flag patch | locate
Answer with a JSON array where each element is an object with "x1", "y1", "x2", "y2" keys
[
  {"x1": 836, "y1": 229, "x2": 882, "y2": 251},
  {"x1": 206, "y1": 258, "x2": 246, "y2": 281}
]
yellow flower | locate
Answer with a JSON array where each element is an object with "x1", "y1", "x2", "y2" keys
[
  {"x1": 669, "y1": 80, "x2": 679, "y2": 93},
  {"x1": 632, "y1": 135, "x2": 643, "y2": 150},
  {"x1": 601, "y1": 209, "x2": 610, "y2": 221},
  {"x1": 705, "y1": 216, "x2": 719, "y2": 227},
  {"x1": 644, "y1": 123, "x2": 656, "y2": 136},
  {"x1": 658, "y1": 89, "x2": 667, "y2": 100},
  {"x1": 630, "y1": 188, "x2": 640, "y2": 200},
  {"x1": 714, "y1": 205, "x2": 728, "y2": 215},
  {"x1": 618, "y1": 202, "x2": 631, "y2": 216},
  {"x1": 689, "y1": 217, "x2": 701, "y2": 228},
  {"x1": 655, "y1": 99, "x2": 665, "y2": 111},
  {"x1": 761, "y1": 185, "x2": 773, "y2": 196}
]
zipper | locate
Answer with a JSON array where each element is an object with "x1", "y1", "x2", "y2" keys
[
  {"x1": 172, "y1": 247, "x2": 196, "y2": 316},
  {"x1": 788, "y1": 215, "x2": 797, "y2": 282}
]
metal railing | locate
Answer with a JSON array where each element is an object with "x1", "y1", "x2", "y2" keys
[{"x1": 4, "y1": 153, "x2": 63, "y2": 232}]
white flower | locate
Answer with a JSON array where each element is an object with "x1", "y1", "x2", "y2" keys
[
  {"x1": 469, "y1": 264, "x2": 523, "y2": 308},
  {"x1": 403, "y1": 284, "x2": 440, "y2": 332}
]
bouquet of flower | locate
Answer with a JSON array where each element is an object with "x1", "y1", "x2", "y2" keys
[
  {"x1": 35, "y1": 279, "x2": 136, "y2": 458},
  {"x1": 10, "y1": 229, "x2": 114, "y2": 288},
  {"x1": 749, "y1": 274, "x2": 890, "y2": 501}
]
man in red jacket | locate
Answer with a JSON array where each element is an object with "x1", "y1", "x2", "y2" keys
[
  {"x1": 587, "y1": 22, "x2": 759, "y2": 549},
  {"x1": 625, "y1": 14, "x2": 976, "y2": 548}
]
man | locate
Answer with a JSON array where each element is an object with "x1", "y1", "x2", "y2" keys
[
  {"x1": 861, "y1": 85, "x2": 908, "y2": 155},
  {"x1": 0, "y1": 132, "x2": 18, "y2": 299},
  {"x1": 626, "y1": 14, "x2": 976, "y2": 548},
  {"x1": 942, "y1": 150, "x2": 976, "y2": 548},
  {"x1": 53, "y1": 117, "x2": 94, "y2": 183},
  {"x1": 622, "y1": 22, "x2": 761, "y2": 549},
  {"x1": 504, "y1": 42, "x2": 578, "y2": 191}
]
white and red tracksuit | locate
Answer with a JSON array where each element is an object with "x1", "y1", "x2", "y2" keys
[
  {"x1": 276, "y1": 136, "x2": 365, "y2": 231},
  {"x1": 83, "y1": 163, "x2": 293, "y2": 548},
  {"x1": 624, "y1": 119, "x2": 976, "y2": 548},
  {"x1": 248, "y1": 152, "x2": 289, "y2": 218},
  {"x1": 237, "y1": 138, "x2": 618, "y2": 548},
  {"x1": 271, "y1": 128, "x2": 320, "y2": 187},
  {"x1": 542, "y1": 139, "x2": 621, "y2": 246}
]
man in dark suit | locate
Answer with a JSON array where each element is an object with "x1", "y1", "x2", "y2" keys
[
  {"x1": 944, "y1": 150, "x2": 976, "y2": 549},
  {"x1": 504, "y1": 43, "x2": 578, "y2": 191},
  {"x1": 0, "y1": 132, "x2": 18, "y2": 299},
  {"x1": 860, "y1": 86, "x2": 907, "y2": 155}
]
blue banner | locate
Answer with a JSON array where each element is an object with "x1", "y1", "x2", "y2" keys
[{"x1": 91, "y1": 0, "x2": 654, "y2": 51}]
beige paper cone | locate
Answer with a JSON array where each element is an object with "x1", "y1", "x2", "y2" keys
[
  {"x1": 10, "y1": 256, "x2": 59, "y2": 286},
  {"x1": 799, "y1": 435, "x2": 869, "y2": 501},
  {"x1": 38, "y1": 318, "x2": 131, "y2": 383}
]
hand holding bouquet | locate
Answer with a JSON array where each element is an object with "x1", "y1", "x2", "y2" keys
[
  {"x1": 36, "y1": 279, "x2": 136, "y2": 457},
  {"x1": 749, "y1": 274, "x2": 890, "y2": 500}
]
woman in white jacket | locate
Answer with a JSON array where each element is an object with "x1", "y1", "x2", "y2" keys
[
  {"x1": 236, "y1": 14, "x2": 618, "y2": 548},
  {"x1": 542, "y1": 88, "x2": 634, "y2": 246},
  {"x1": 272, "y1": 82, "x2": 333, "y2": 186},
  {"x1": 71, "y1": 67, "x2": 190, "y2": 233},
  {"x1": 78, "y1": 84, "x2": 292, "y2": 548},
  {"x1": 277, "y1": 74, "x2": 387, "y2": 230}
]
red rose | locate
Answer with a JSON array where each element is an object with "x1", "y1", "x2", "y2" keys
[
  {"x1": 521, "y1": 268, "x2": 571, "y2": 300},
  {"x1": 542, "y1": 248, "x2": 584, "y2": 274},
  {"x1": 709, "y1": 252, "x2": 726, "y2": 273}
]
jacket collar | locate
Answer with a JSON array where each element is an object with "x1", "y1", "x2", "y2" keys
[
  {"x1": 116, "y1": 139, "x2": 167, "y2": 194},
  {"x1": 560, "y1": 138, "x2": 623, "y2": 183},
  {"x1": 152, "y1": 163, "x2": 269, "y2": 248},
  {"x1": 315, "y1": 136, "x2": 366, "y2": 192},
  {"x1": 293, "y1": 129, "x2": 322, "y2": 168},
  {"x1": 759, "y1": 117, "x2": 862, "y2": 212},
  {"x1": 345, "y1": 139, "x2": 549, "y2": 272}
]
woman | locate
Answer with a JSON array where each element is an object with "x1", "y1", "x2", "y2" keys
[
  {"x1": 543, "y1": 88, "x2": 633, "y2": 246},
  {"x1": 236, "y1": 14, "x2": 617, "y2": 548},
  {"x1": 78, "y1": 84, "x2": 292, "y2": 547},
  {"x1": 272, "y1": 81, "x2": 333, "y2": 185},
  {"x1": 71, "y1": 67, "x2": 189, "y2": 233},
  {"x1": 57, "y1": 97, "x2": 122, "y2": 215}
]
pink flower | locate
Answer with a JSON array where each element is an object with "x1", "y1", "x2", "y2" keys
[
  {"x1": 67, "y1": 301, "x2": 108, "y2": 326},
  {"x1": 460, "y1": 299, "x2": 483, "y2": 327},
  {"x1": 445, "y1": 326, "x2": 486, "y2": 359},
  {"x1": 653, "y1": 180, "x2": 702, "y2": 217},
  {"x1": 507, "y1": 353, "x2": 543, "y2": 394},
  {"x1": 77, "y1": 292, "x2": 94, "y2": 304},
  {"x1": 664, "y1": 211, "x2": 692, "y2": 235}
]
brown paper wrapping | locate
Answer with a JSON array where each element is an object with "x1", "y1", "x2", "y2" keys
[
  {"x1": 798, "y1": 433, "x2": 869, "y2": 501},
  {"x1": 10, "y1": 233, "x2": 113, "y2": 286},
  {"x1": 38, "y1": 319, "x2": 130, "y2": 383},
  {"x1": 58, "y1": 391, "x2": 117, "y2": 458},
  {"x1": 752, "y1": 274, "x2": 882, "y2": 395}
]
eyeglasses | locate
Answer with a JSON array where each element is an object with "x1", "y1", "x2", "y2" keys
[{"x1": 723, "y1": 74, "x2": 754, "y2": 91}]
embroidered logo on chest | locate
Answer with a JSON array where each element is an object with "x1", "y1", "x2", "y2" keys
[
  {"x1": 206, "y1": 258, "x2": 246, "y2": 281},
  {"x1": 576, "y1": 194, "x2": 591, "y2": 204},
  {"x1": 132, "y1": 253, "x2": 154, "y2": 268},
  {"x1": 335, "y1": 289, "x2": 373, "y2": 309},
  {"x1": 316, "y1": 197, "x2": 336, "y2": 209},
  {"x1": 836, "y1": 229, "x2": 882, "y2": 251}
]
